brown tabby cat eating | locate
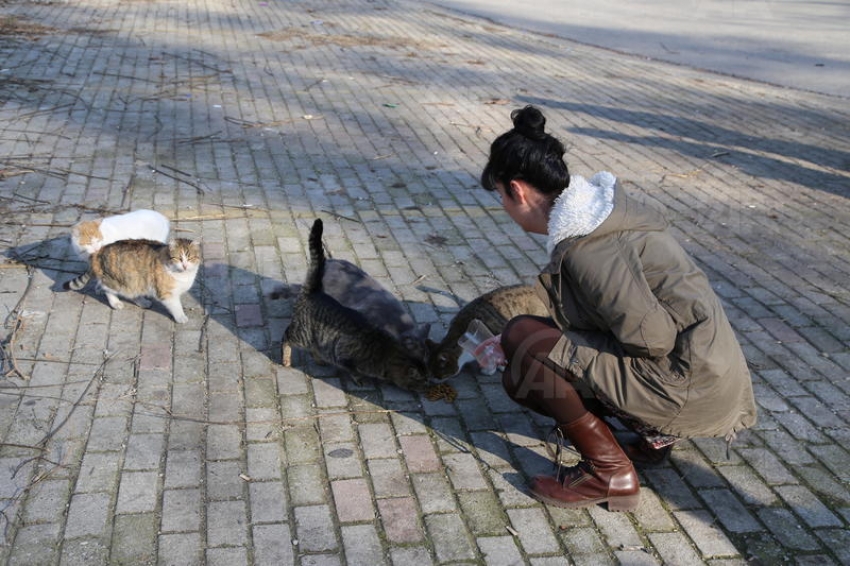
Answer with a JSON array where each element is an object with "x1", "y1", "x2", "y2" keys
[
  {"x1": 63, "y1": 238, "x2": 202, "y2": 324},
  {"x1": 426, "y1": 284, "x2": 549, "y2": 380},
  {"x1": 281, "y1": 219, "x2": 429, "y2": 391}
]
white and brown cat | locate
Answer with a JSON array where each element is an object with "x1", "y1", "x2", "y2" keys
[
  {"x1": 71, "y1": 209, "x2": 170, "y2": 259},
  {"x1": 63, "y1": 238, "x2": 201, "y2": 323}
]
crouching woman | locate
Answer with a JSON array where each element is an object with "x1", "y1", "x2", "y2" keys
[{"x1": 481, "y1": 105, "x2": 757, "y2": 512}]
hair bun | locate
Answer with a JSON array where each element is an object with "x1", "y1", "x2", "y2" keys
[{"x1": 511, "y1": 105, "x2": 547, "y2": 140}]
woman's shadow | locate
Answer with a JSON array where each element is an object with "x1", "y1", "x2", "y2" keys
[{"x1": 6, "y1": 236, "x2": 559, "y2": 498}]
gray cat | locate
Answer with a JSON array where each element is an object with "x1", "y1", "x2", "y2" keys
[
  {"x1": 281, "y1": 219, "x2": 430, "y2": 391},
  {"x1": 426, "y1": 284, "x2": 549, "y2": 380},
  {"x1": 271, "y1": 241, "x2": 430, "y2": 363},
  {"x1": 321, "y1": 259, "x2": 430, "y2": 363}
]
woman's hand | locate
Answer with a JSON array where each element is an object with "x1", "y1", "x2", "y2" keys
[{"x1": 474, "y1": 334, "x2": 507, "y2": 372}]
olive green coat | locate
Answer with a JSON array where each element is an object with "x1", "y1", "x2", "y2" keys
[{"x1": 536, "y1": 186, "x2": 757, "y2": 439}]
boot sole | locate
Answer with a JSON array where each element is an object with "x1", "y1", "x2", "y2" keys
[{"x1": 530, "y1": 490, "x2": 640, "y2": 512}]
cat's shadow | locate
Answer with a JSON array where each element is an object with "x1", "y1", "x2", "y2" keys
[
  {"x1": 204, "y1": 264, "x2": 554, "y2": 481},
  {"x1": 337, "y1": 364, "x2": 559, "y2": 493},
  {"x1": 6, "y1": 238, "x2": 558, "y2": 493},
  {"x1": 4, "y1": 235, "x2": 87, "y2": 292}
]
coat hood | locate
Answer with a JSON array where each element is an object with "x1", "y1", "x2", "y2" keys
[
  {"x1": 547, "y1": 173, "x2": 669, "y2": 256},
  {"x1": 546, "y1": 172, "x2": 616, "y2": 254}
]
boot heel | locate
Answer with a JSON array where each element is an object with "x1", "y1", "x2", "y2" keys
[{"x1": 607, "y1": 493, "x2": 640, "y2": 512}]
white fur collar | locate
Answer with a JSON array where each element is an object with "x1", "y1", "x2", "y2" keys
[{"x1": 546, "y1": 172, "x2": 616, "y2": 254}]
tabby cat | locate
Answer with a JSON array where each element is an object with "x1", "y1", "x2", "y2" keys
[
  {"x1": 427, "y1": 284, "x2": 549, "y2": 380},
  {"x1": 71, "y1": 209, "x2": 170, "y2": 259},
  {"x1": 64, "y1": 238, "x2": 201, "y2": 324},
  {"x1": 281, "y1": 219, "x2": 429, "y2": 391}
]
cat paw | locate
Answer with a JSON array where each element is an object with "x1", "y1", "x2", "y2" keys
[{"x1": 173, "y1": 313, "x2": 189, "y2": 324}]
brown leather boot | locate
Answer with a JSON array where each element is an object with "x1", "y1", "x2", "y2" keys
[
  {"x1": 620, "y1": 437, "x2": 672, "y2": 468},
  {"x1": 530, "y1": 411, "x2": 640, "y2": 512}
]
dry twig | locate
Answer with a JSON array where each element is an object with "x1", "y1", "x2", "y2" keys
[{"x1": 36, "y1": 351, "x2": 117, "y2": 448}]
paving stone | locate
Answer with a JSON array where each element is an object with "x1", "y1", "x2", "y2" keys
[
  {"x1": 424, "y1": 513, "x2": 476, "y2": 563},
  {"x1": 8, "y1": 523, "x2": 61, "y2": 566},
  {"x1": 331, "y1": 478, "x2": 375, "y2": 523},
  {"x1": 412, "y1": 473, "x2": 458, "y2": 514},
  {"x1": 116, "y1": 470, "x2": 159, "y2": 514},
  {"x1": 122, "y1": 433, "x2": 165, "y2": 471},
  {"x1": 246, "y1": 407, "x2": 279, "y2": 441},
  {"x1": 206, "y1": 424, "x2": 244, "y2": 461},
  {"x1": 357, "y1": 422, "x2": 399, "y2": 460},
  {"x1": 699, "y1": 488, "x2": 763, "y2": 533},
  {"x1": 647, "y1": 531, "x2": 705, "y2": 566},
  {"x1": 246, "y1": 442, "x2": 283, "y2": 481},
  {"x1": 206, "y1": 547, "x2": 248, "y2": 566},
  {"x1": 444, "y1": 452, "x2": 489, "y2": 491},
  {"x1": 340, "y1": 524, "x2": 384, "y2": 565},
  {"x1": 59, "y1": 537, "x2": 110, "y2": 566},
  {"x1": 110, "y1": 513, "x2": 157, "y2": 565},
  {"x1": 674, "y1": 510, "x2": 742, "y2": 558},
  {"x1": 64, "y1": 492, "x2": 111, "y2": 539},
  {"x1": 399, "y1": 435, "x2": 441, "y2": 473},
  {"x1": 529, "y1": 557, "x2": 573, "y2": 566},
  {"x1": 378, "y1": 496, "x2": 424, "y2": 544},
  {"x1": 301, "y1": 554, "x2": 343, "y2": 566},
  {"x1": 560, "y1": 527, "x2": 616, "y2": 566},
  {"x1": 476, "y1": 535, "x2": 524, "y2": 566},
  {"x1": 163, "y1": 449, "x2": 203, "y2": 489},
  {"x1": 368, "y1": 458, "x2": 410, "y2": 498},
  {"x1": 253, "y1": 523, "x2": 296, "y2": 566},
  {"x1": 294, "y1": 505, "x2": 339, "y2": 553},
  {"x1": 249, "y1": 480, "x2": 289, "y2": 524},
  {"x1": 161, "y1": 488, "x2": 202, "y2": 533},
  {"x1": 774, "y1": 484, "x2": 843, "y2": 528},
  {"x1": 317, "y1": 413, "x2": 356, "y2": 445},
  {"x1": 207, "y1": 499, "x2": 249, "y2": 548},
  {"x1": 506, "y1": 507, "x2": 562, "y2": 555},
  {"x1": 288, "y1": 463, "x2": 329, "y2": 506},
  {"x1": 84, "y1": 416, "x2": 129, "y2": 451},
  {"x1": 21, "y1": 479, "x2": 71, "y2": 523},
  {"x1": 158, "y1": 532, "x2": 204, "y2": 566}
]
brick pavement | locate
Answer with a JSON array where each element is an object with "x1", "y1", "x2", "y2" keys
[{"x1": 0, "y1": 0, "x2": 849, "y2": 564}]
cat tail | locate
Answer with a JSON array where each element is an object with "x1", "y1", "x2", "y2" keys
[
  {"x1": 63, "y1": 270, "x2": 92, "y2": 291},
  {"x1": 303, "y1": 218, "x2": 326, "y2": 295}
]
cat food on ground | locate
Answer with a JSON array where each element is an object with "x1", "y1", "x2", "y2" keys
[{"x1": 426, "y1": 383, "x2": 458, "y2": 403}]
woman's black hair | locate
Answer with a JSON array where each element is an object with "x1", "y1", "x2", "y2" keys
[{"x1": 480, "y1": 105, "x2": 569, "y2": 198}]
